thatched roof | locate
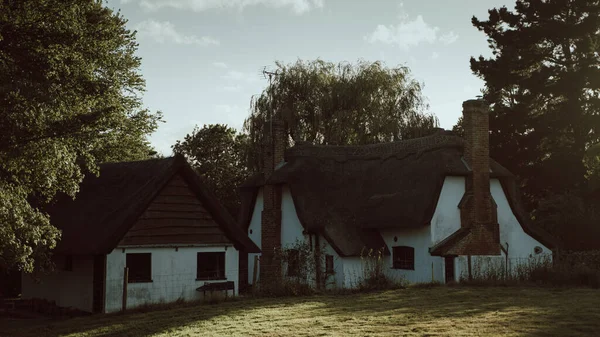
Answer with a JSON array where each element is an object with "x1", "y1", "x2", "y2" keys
[
  {"x1": 48, "y1": 155, "x2": 260, "y2": 255},
  {"x1": 239, "y1": 130, "x2": 557, "y2": 257}
]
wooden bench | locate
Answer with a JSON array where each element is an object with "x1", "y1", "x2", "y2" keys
[{"x1": 196, "y1": 281, "x2": 235, "y2": 298}]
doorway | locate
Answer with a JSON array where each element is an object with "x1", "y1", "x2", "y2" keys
[
  {"x1": 444, "y1": 256, "x2": 455, "y2": 283},
  {"x1": 92, "y1": 255, "x2": 106, "y2": 313}
]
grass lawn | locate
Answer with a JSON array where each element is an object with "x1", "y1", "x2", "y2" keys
[{"x1": 2, "y1": 286, "x2": 599, "y2": 337}]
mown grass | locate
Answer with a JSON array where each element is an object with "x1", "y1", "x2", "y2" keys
[{"x1": 2, "y1": 286, "x2": 600, "y2": 337}]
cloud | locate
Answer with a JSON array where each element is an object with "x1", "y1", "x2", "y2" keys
[
  {"x1": 213, "y1": 62, "x2": 228, "y2": 68},
  {"x1": 365, "y1": 12, "x2": 459, "y2": 49},
  {"x1": 221, "y1": 70, "x2": 259, "y2": 83},
  {"x1": 130, "y1": 0, "x2": 324, "y2": 14},
  {"x1": 439, "y1": 31, "x2": 459, "y2": 45},
  {"x1": 220, "y1": 85, "x2": 242, "y2": 92},
  {"x1": 431, "y1": 52, "x2": 439, "y2": 60},
  {"x1": 213, "y1": 104, "x2": 246, "y2": 129},
  {"x1": 135, "y1": 20, "x2": 219, "y2": 46}
]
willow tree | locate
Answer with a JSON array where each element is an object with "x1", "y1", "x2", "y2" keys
[
  {"x1": 0, "y1": 0, "x2": 162, "y2": 272},
  {"x1": 243, "y1": 59, "x2": 438, "y2": 171}
]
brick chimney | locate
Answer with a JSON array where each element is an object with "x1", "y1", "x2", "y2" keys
[
  {"x1": 260, "y1": 118, "x2": 286, "y2": 283},
  {"x1": 458, "y1": 99, "x2": 500, "y2": 255}
]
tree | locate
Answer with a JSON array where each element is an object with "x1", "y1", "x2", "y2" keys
[
  {"x1": 172, "y1": 125, "x2": 250, "y2": 218},
  {"x1": 468, "y1": 0, "x2": 600, "y2": 213},
  {"x1": 0, "y1": 0, "x2": 162, "y2": 272},
  {"x1": 243, "y1": 59, "x2": 438, "y2": 171}
]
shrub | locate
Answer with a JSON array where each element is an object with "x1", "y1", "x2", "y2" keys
[
  {"x1": 252, "y1": 240, "x2": 332, "y2": 297},
  {"x1": 357, "y1": 248, "x2": 406, "y2": 291}
]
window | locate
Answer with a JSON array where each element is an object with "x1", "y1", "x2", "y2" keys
[
  {"x1": 287, "y1": 249, "x2": 300, "y2": 277},
  {"x1": 197, "y1": 252, "x2": 225, "y2": 280},
  {"x1": 325, "y1": 255, "x2": 334, "y2": 274},
  {"x1": 126, "y1": 253, "x2": 152, "y2": 283},
  {"x1": 64, "y1": 255, "x2": 73, "y2": 272},
  {"x1": 392, "y1": 246, "x2": 415, "y2": 270}
]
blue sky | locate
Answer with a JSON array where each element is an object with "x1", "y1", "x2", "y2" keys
[{"x1": 106, "y1": 0, "x2": 510, "y2": 156}]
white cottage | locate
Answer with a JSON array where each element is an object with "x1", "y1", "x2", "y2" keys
[
  {"x1": 22, "y1": 155, "x2": 259, "y2": 313},
  {"x1": 238, "y1": 99, "x2": 556, "y2": 289}
]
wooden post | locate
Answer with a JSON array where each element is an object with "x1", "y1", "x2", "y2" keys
[
  {"x1": 314, "y1": 235, "x2": 322, "y2": 290},
  {"x1": 467, "y1": 255, "x2": 472, "y2": 281},
  {"x1": 252, "y1": 255, "x2": 259, "y2": 291},
  {"x1": 122, "y1": 267, "x2": 128, "y2": 312},
  {"x1": 431, "y1": 262, "x2": 434, "y2": 282},
  {"x1": 505, "y1": 242, "x2": 510, "y2": 279}
]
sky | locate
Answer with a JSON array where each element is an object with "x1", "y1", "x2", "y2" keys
[{"x1": 105, "y1": 0, "x2": 512, "y2": 156}]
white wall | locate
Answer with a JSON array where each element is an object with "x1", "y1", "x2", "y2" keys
[
  {"x1": 22, "y1": 255, "x2": 94, "y2": 312},
  {"x1": 340, "y1": 257, "x2": 363, "y2": 288},
  {"x1": 104, "y1": 245, "x2": 238, "y2": 313},
  {"x1": 491, "y1": 179, "x2": 550, "y2": 257},
  {"x1": 450, "y1": 178, "x2": 551, "y2": 280},
  {"x1": 247, "y1": 186, "x2": 344, "y2": 288},
  {"x1": 339, "y1": 227, "x2": 446, "y2": 288},
  {"x1": 320, "y1": 238, "x2": 343, "y2": 289},
  {"x1": 381, "y1": 228, "x2": 446, "y2": 284},
  {"x1": 431, "y1": 176, "x2": 465, "y2": 245},
  {"x1": 281, "y1": 186, "x2": 306, "y2": 247},
  {"x1": 247, "y1": 176, "x2": 552, "y2": 288},
  {"x1": 247, "y1": 188, "x2": 263, "y2": 285}
]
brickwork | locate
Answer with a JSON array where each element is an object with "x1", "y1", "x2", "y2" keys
[
  {"x1": 460, "y1": 100, "x2": 500, "y2": 255},
  {"x1": 260, "y1": 119, "x2": 286, "y2": 284}
]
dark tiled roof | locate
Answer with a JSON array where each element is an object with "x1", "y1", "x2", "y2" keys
[
  {"x1": 48, "y1": 155, "x2": 260, "y2": 255},
  {"x1": 240, "y1": 130, "x2": 557, "y2": 257}
]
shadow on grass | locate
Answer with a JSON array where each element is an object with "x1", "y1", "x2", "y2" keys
[
  {"x1": 4, "y1": 287, "x2": 600, "y2": 337},
  {"x1": 315, "y1": 286, "x2": 600, "y2": 336}
]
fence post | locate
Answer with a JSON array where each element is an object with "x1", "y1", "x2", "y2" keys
[
  {"x1": 431, "y1": 262, "x2": 434, "y2": 282},
  {"x1": 252, "y1": 255, "x2": 259, "y2": 291},
  {"x1": 467, "y1": 255, "x2": 472, "y2": 281},
  {"x1": 122, "y1": 267, "x2": 128, "y2": 312}
]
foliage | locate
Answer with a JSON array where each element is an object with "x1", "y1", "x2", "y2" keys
[
  {"x1": 0, "y1": 0, "x2": 162, "y2": 272},
  {"x1": 253, "y1": 239, "x2": 333, "y2": 297},
  {"x1": 172, "y1": 124, "x2": 250, "y2": 217},
  {"x1": 533, "y1": 190, "x2": 600, "y2": 242},
  {"x1": 243, "y1": 59, "x2": 438, "y2": 171},
  {"x1": 467, "y1": 0, "x2": 600, "y2": 214},
  {"x1": 358, "y1": 247, "x2": 405, "y2": 291}
]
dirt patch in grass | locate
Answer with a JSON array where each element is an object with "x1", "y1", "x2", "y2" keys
[{"x1": 2, "y1": 287, "x2": 599, "y2": 337}]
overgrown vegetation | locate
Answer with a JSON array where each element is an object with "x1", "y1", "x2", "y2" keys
[
  {"x1": 459, "y1": 251, "x2": 600, "y2": 288},
  {"x1": 252, "y1": 240, "x2": 329, "y2": 297},
  {"x1": 357, "y1": 247, "x2": 405, "y2": 291}
]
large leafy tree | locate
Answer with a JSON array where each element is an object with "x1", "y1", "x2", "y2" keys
[
  {"x1": 0, "y1": 0, "x2": 162, "y2": 272},
  {"x1": 173, "y1": 125, "x2": 250, "y2": 218},
  {"x1": 468, "y1": 0, "x2": 600, "y2": 214},
  {"x1": 244, "y1": 59, "x2": 438, "y2": 171}
]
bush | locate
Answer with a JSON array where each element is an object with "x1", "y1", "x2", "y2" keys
[
  {"x1": 357, "y1": 248, "x2": 406, "y2": 291},
  {"x1": 251, "y1": 240, "x2": 329, "y2": 297}
]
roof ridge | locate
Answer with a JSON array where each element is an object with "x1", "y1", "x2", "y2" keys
[
  {"x1": 98, "y1": 156, "x2": 178, "y2": 168},
  {"x1": 287, "y1": 132, "x2": 464, "y2": 161}
]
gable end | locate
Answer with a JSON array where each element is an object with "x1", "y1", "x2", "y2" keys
[{"x1": 119, "y1": 174, "x2": 230, "y2": 246}]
